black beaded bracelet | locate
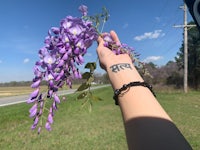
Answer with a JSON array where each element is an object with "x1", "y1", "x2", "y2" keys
[{"x1": 113, "y1": 81, "x2": 156, "y2": 105}]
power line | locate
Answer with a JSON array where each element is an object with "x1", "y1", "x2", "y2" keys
[{"x1": 148, "y1": 1, "x2": 183, "y2": 54}]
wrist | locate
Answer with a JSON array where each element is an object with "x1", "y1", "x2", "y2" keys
[{"x1": 106, "y1": 63, "x2": 143, "y2": 90}]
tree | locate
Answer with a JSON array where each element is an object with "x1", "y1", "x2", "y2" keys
[
  {"x1": 140, "y1": 61, "x2": 182, "y2": 88},
  {"x1": 175, "y1": 22, "x2": 200, "y2": 89}
]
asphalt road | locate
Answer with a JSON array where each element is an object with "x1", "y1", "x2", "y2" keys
[{"x1": 0, "y1": 85, "x2": 110, "y2": 107}]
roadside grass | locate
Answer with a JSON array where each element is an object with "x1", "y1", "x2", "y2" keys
[
  {"x1": 0, "y1": 86, "x2": 199, "y2": 150},
  {"x1": 0, "y1": 86, "x2": 33, "y2": 97},
  {"x1": 0, "y1": 86, "x2": 127, "y2": 150},
  {"x1": 157, "y1": 90, "x2": 200, "y2": 149}
]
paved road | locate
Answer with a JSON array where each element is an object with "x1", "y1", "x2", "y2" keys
[{"x1": 0, "y1": 85, "x2": 110, "y2": 107}]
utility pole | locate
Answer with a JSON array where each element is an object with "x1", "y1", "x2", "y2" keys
[{"x1": 173, "y1": 1, "x2": 196, "y2": 93}]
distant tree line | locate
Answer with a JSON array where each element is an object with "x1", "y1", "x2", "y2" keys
[
  {"x1": 0, "y1": 81, "x2": 32, "y2": 87},
  {"x1": 0, "y1": 73, "x2": 110, "y2": 87},
  {"x1": 139, "y1": 61, "x2": 183, "y2": 88}
]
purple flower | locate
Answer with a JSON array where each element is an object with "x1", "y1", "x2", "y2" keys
[
  {"x1": 43, "y1": 55, "x2": 56, "y2": 65},
  {"x1": 45, "y1": 73, "x2": 54, "y2": 81},
  {"x1": 78, "y1": 71, "x2": 82, "y2": 79},
  {"x1": 52, "y1": 101, "x2": 57, "y2": 110},
  {"x1": 61, "y1": 17, "x2": 72, "y2": 29},
  {"x1": 74, "y1": 48, "x2": 80, "y2": 55},
  {"x1": 38, "y1": 126, "x2": 42, "y2": 134},
  {"x1": 47, "y1": 89, "x2": 53, "y2": 98},
  {"x1": 33, "y1": 66, "x2": 43, "y2": 77},
  {"x1": 29, "y1": 106, "x2": 37, "y2": 118},
  {"x1": 54, "y1": 94, "x2": 60, "y2": 104},
  {"x1": 62, "y1": 53, "x2": 68, "y2": 60},
  {"x1": 66, "y1": 79, "x2": 72, "y2": 88},
  {"x1": 49, "y1": 80, "x2": 54, "y2": 88},
  {"x1": 31, "y1": 88, "x2": 39, "y2": 98},
  {"x1": 56, "y1": 70, "x2": 64, "y2": 81},
  {"x1": 56, "y1": 59, "x2": 64, "y2": 68},
  {"x1": 103, "y1": 33, "x2": 113, "y2": 42},
  {"x1": 39, "y1": 108, "x2": 43, "y2": 116},
  {"x1": 67, "y1": 48, "x2": 72, "y2": 55},
  {"x1": 29, "y1": 103, "x2": 37, "y2": 113},
  {"x1": 79, "y1": 5, "x2": 88, "y2": 16},
  {"x1": 69, "y1": 25, "x2": 83, "y2": 38},
  {"x1": 37, "y1": 93, "x2": 43, "y2": 102},
  {"x1": 27, "y1": 88, "x2": 39, "y2": 103},
  {"x1": 74, "y1": 70, "x2": 79, "y2": 79},
  {"x1": 48, "y1": 113, "x2": 53, "y2": 124},
  {"x1": 27, "y1": 97, "x2": 36, "y2": 104},
  {"x1": 78, "y1": 55, "x2": 84, "y2": 64},
  {"x1": 27, "y1": 5, "x2": 112, "y2": 133},
  {"x1": 51, "y1": 27, "x2": 60, "y2": 34},
  {"x1": 49, "y1": 107, "x2": 53, "y2": 113},
  {"x1": 31, "y1": 79, "x2": 41, "y2": 88},
  {"x1": 31, "y1": 124, "x2": 37, "y2": 130},
  {"x1": 40, "y1": 100, "x2": 44, "y2": 108},
  {"x1": 39, "y1": 47, "x2": 48, "y2": 57},
  {"x1": 59, "y1": 47, "x2": 67, "y2": 54},
  {"x1": 45, "y1": 122, "x2": 51, "y2": 131},
  {"x1": 33, "y1": 116, "x2": 39, "y2": 125}
]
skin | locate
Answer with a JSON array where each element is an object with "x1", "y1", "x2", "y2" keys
[{"x1": 96, "y1": 31, "x2": 192, "y2": 150}]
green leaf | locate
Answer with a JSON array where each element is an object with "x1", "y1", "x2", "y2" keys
[
  {"x1": 102, "y1": 7, "x2": 109, "y2": 21},
  {"x1": 90, "y1": 95, "x2": 103, "y2": 101},
  {"x1": 85, "y1": 62, "x2": 96, "y2": 71},
  {"x1": 82, "y1": 72, "x2": 91, "y2": 79},
  {"x1": 87, "y1": 76, "x2": 94, "y2": 84},
  {"x1": 76, "y1": 83, "x2": 89, "y2": 92},
  {"x1": 88, "y1": 101, "x2": 92, "y2": 113},
  {"x1": 77, "y1": 91, "x2": 88, "y2": 100}
]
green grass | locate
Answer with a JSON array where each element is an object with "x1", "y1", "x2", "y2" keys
[
  {"x1": 0, "y1": 87, "x2": 127, "y2": 150},
  {"x1": 0, "y1": 87, "x2": 199, "y2": 150},
  {"x1": 157, "y1": 91, "x2": 200, "y2": 149}
]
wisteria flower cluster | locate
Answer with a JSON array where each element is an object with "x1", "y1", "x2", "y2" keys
[{"x1": 27, "y1": 5, "x2": 141, "y2": 134}]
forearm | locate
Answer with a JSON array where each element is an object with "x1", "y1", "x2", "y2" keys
[{"x1": 106, "y1": 62, "x2": 171, "y2": 122}]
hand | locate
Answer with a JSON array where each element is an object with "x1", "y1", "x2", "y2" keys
[{"x1": 96, "y1": 30, "x2": 133, "y2": 71}]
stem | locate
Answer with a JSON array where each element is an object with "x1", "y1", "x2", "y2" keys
[{"x1": 100, "y1": 19, "x2": 106, "y2": 33}]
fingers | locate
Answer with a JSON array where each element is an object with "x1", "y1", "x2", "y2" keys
[
  {"x1": 96, "y1": 36, "x2": 104, "y2": 54},
  {"x1": 97, "y1": 30, "x2": 120, "y2": 45},
  {"x1": 110, "y1": 30, "x2": 121, "y2": 45},
  {"x1": 96, "y1": 30, "x2": 120, "y2": 56},
  {"x1": 97, "y1": 35, "x2": 104, "y2": 46}
]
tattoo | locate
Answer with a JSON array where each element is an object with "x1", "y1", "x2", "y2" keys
[{"x1": 110, "y1": 63, "x2": 132, "y2": 73}]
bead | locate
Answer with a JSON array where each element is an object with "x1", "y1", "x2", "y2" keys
[{"x1": 113, "y1": 81, "x2": 156, "y2": 105}]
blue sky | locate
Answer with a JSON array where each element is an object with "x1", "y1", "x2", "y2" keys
[{"x1": 0, "y1": 0, "x2": 193, "y2": 83}]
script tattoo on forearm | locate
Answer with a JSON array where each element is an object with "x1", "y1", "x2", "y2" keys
[{"x1": 110, "y1": 63, "x2": 132, "y2": 73}]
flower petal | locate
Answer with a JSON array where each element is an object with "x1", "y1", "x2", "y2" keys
[
  {"x1": 54, "y1": 94, "x2": 60, "y2": 104},
  {"x1": 45, "y1": 122, "x2": 51, "y2": 131}
]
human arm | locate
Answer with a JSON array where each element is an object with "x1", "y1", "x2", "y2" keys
[{"x1": 96, "y1": 30, "x2": 193, "y2": 150}]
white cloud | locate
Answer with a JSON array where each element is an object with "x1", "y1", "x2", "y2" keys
[
  {"x1": 134, "y1": 30, "x2": 165, "y2": 41},
  {"x1": 23, "y1": 58, "x2": 30, "y2": 63},
  {"x1": 122, "y1": 23, "x2": 129, "y2": 29},
  {"x1": 155, "y1": 17, "x2": 161, "y2": 22},
  {"x1": 143, "y1": 56, "x2": 163, "y2": 63},
  {"x1": 86, "y1": 52, "x2": 92, "y2": 57}
]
